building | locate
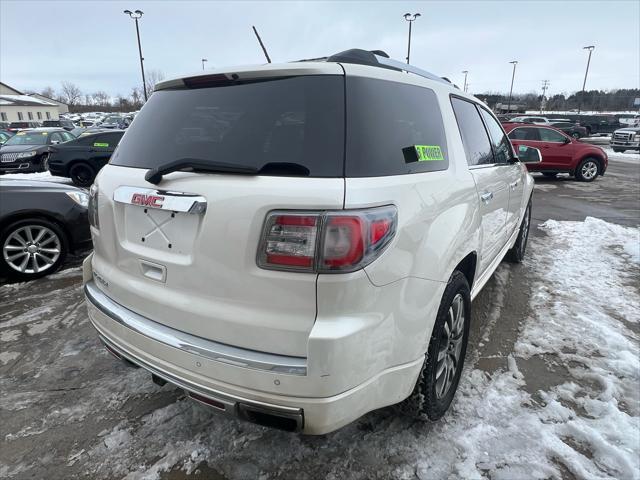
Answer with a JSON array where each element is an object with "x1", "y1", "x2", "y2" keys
[
  {"x1": 28, "y1": 93, "x2": 69, "y2": 114},
  {"x1": 0, "y1": 82, "x2": 68, "y2": 123}
]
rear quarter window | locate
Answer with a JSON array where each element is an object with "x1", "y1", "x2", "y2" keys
[{"x1": 345, "y1": 77, "x2": 448, "y2": 177}]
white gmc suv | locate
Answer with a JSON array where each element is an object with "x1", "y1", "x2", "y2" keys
[{"x1": 83, "y1": 49, "x2": 540, "y2": 434}]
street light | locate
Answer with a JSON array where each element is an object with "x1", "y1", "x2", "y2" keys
[
  {"x1": 462, "y1": 70, "x2": 469, "y2": 93},
  {"x1": 403, "y1": 13, "x2": 421, "y2": 64},
  {"x1": 123, "y1": 9, "x2": 148, "y2": 101},
  {"x1": 578, "y1": 45, "x2": 595, "y2": 114},
  {"x1": 201, "y1": 58, "x2": 208, "y2": 70},
  {"x1": 507, "y1": 60, "x2": 518, "y2": 114}
]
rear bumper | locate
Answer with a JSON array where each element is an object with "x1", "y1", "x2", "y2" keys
[{"x1": 83, "y1": 255, "x2": 426, "y2": 434}]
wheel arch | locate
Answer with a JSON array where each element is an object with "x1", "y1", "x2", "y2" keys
[
  {"x1": 575, "y1": 152, "x2": 606, "y2": 174},
  {"x1": 453, "y1": 252, "x2": 477, "y2": 291}
]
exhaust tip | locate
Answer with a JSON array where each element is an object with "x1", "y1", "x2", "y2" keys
[{"x1": 237, "y1": 403, "x2": 303, "y2": 432}]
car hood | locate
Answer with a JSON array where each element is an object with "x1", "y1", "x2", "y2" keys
[
  {"x1": 0, "y1": 144, "x2": 46, "y2": 153},
  {"x1": 0, "y1": 178, "x2": 79, "y2": 192},
  {"x1": 615, "y1": 127, "x2": 640, "y2": 133}
]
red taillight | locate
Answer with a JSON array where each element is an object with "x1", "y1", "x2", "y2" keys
[{"x1": 257, "y1": 206, "x2": 397, "y2": 273}]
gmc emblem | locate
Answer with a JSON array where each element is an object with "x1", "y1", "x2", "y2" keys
[{"x1": 131, "y1": 193, "x2": 165, "y2": 208}]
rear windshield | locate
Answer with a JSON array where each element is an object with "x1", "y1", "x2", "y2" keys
[{"x1": 111, "y1": 76, "x2": 345, "y2": 177}]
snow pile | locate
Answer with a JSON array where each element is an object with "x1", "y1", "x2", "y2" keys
[{"x1": 413, "y1": 217, "x2": 640, "y2": 479}]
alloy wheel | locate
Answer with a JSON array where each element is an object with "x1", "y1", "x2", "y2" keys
[
  {"x1": 436, "y1": 293, "x2": 465, "y2": 399},
  {"x1": 3, "y1": 225, "x2": 61, "y2": 274},
  {"x1": 581, "y1": 161, "x2": 598, "y2": 180}
]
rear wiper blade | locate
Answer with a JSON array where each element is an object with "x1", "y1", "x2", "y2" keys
[{"x1": 145, "y1": 158, "x2": 258, "y2": 184}]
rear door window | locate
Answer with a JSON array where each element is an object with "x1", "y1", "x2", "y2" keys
[
  {"x1": 110, "y1": 76, "x2": 345, "y2": 177},
  {"x1": 450, "y1": 97, "x2": 494, "y2": 166},
  {"x1": 345, "y1": 77, "x2": 448, "y2": 176}
]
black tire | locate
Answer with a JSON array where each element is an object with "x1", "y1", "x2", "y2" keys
[
  {"x1": 401, "y1": 271, "x2": 471, "y2": 421},
  {"x1": 69, "y1": 162, "x2": 95, "y2": 187},
  {"x1": 505, "y1": 199, "x2": 532, "y2": 263},
  {"x1": 542, "y1": 172, "x2": 558, "y2": 178},
  {"x1": 0, "y1": 218, "x2": 68, "y2": 280},
  {"x1": 574, "y1": 157, "x2": 600, "y2": 182}
]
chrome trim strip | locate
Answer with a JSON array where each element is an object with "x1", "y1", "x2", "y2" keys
[
  {"x1": 113, "y1": 186, "x2": 207, "y2": 214},
  {"x1": 96, "y1": 332, "x2": 304, "y2": 430},
  {"x1": 85, "y1": 281, "x2": 307, "y2": 375}
]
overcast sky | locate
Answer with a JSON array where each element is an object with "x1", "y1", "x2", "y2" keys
[{"x1": 1, "y1": 0, "x2": 638, "y2": 99}]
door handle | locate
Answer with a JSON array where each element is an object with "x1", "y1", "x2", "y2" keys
[
  {"x1": 480, "y1": 191, "x2": 494, "y2": 204},
  {"x1": 510, "y1": 180, "x2": 519, "y2": 190}
]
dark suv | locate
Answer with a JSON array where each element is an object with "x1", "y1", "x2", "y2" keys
[{"x1": 47, "y1": 130, "x2": 125, "y2": 186}]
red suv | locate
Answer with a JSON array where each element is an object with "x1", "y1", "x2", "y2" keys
[{"x1": 503, "y1": 123, "x2": 608, "y2": 182}]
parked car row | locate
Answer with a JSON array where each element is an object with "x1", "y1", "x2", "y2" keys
[{"x1": 0, "y1": 127, "x2": 125, "y2": 186}]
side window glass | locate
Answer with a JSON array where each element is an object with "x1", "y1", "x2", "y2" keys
[
  {"x1": 345, "y1": 78, "x2": 449, "y2": 176},
  {"x1": 508, "y1": 128, "x2": 539, "y2": 141},
  {"x1": 539, "y1": 128, "x2": 566, "y2": 143},
  {"x1": 451, "y1": 97, "x2": 494, "y2": 166},
  {"x1": 479, "y1": 109, "x2": 514, "y2": 164},
  {"x1": 49, "y1": 132, "x2": 62, "y2": 144}
]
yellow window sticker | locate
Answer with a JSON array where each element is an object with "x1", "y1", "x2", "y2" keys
[
  {"x1": 93, "y1": 142, "x2": 109, "y2": 147},
  {"x1": 17, "y1": 132, "x2": 25, "y2": 135},
  {"x1": 414, "y1": 145, "x2": 444, "y2": 161}
]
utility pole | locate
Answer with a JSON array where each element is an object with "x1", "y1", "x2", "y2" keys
[
  {"x1": 462, "y1": 70, "x2": 469, "y2": 93},
  {"x1": 201, "y1": 58, "x2": 208, "y2": 70},
  {"x1": 123, "y1": 9, "x2": 148, "y2": 101},
  {"x1": 578, "y1": 45, "x2": 595, "y2": 114},
  {"x1": 252, "y1": 26, "x2": 271, "y2": 63},
  {"x1": 540, "y1": 80, "x2": 550, "y2": 113},
  {"x1": 507, "y1": 60, "x2": 518, "y2": 114},
  {"x1": 403, "y1": 13, "x2": 421, "y2": 64}
]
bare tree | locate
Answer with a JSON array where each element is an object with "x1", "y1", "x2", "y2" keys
[
  {"x1": 40, "y1": 86, "x2": 56, "y2": 99},
  {"x1": 60, "y1": 81, "x2": 83, "y2": 106},
  {"x1": 130, "y1": 87, "x2": 143, "y2": 109},
  {"x1": 91, "y1": 91, "x2": 111, "y2": 107},
  {"x1": 144, "y1": 69, "x2": 165, "y2": 98}
]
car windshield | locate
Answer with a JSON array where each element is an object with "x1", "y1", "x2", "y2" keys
[
  {"x1": 103, "y1": 116, "x2": 120, "y2": 123},
  {"x1": 3, "y1": 131, "x2": 49, "y2": 145}
]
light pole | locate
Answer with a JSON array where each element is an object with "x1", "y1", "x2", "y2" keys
[
  {"x1": 462, "y1": 70, "x2": 469, "y2": 93},
  {"x1": 578, "y1": 45, "x2": 595, "y2": 114},
  {"x1": 123, "y1": 9, "x2": 148, "y2": 101},
  {"x1": 507, "y1": 60, "x2": 518, "y2": 114},
  {"x1": 201, "y1": 58, "x2": 208, "y2": 70},
  {"x1": 403, "y1": 13, "x2": 421, "y2": 64}
]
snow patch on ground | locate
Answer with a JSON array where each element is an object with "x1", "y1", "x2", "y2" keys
[
  {"x1": 1, "y1": 171, "x2": 73, "y2": 185},
  {"x1": 0, "y1": 351, "x2": 19, "y2": 365}
]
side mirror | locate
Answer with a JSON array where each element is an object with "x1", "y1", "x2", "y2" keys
[
  {"x1": 563, "y1": 136, "x2": 571, "y2": 144},
  {"x1": 517, "y1": 145, "x2": 542, "y2": 163}
]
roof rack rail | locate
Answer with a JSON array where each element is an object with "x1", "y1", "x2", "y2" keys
[{"x1": 325, "y1": 49, "x2": 453, "y2": 86}]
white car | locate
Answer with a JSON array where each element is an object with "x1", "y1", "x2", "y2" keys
[
  {"x1": 83, "y1": 49, "x2": 540, "y2": 434},
  {"x1": 509, "y1": 116, "x2": 551, "y2": 125}
]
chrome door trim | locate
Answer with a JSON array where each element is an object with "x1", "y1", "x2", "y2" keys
[
  {"x1": 85, "y1": 281, "x2": 307, "y2": 375},
  {"x1": 113, "y1": 186, "x2": 207, "y2": 214}
]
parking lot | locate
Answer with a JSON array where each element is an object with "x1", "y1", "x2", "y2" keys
[{"x1": 0, "y1": 146, "x2": 637, "y2": 480}]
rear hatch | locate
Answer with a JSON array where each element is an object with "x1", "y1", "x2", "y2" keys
[{"x1": 91, "y1": 65, "x2": 345, "y2": 358}]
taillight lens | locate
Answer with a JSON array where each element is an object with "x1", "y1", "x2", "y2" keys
[
  {"x1": 88, "y1": 184, "x2": 99, "y2": 229},
  {"x1": 257, "y1": 206, "x2": 397, "y2": 273}
]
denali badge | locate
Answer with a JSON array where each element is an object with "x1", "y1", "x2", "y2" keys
[{"x1": 131, "y1": 193, "x2": 165, "y2": 208}]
